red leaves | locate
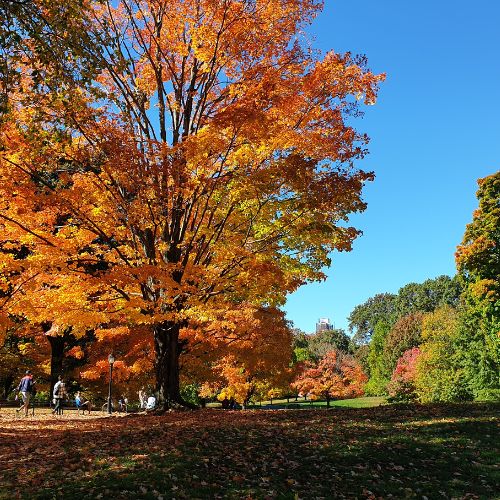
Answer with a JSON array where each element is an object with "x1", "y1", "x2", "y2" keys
[{"x1": 293, "y1": 349, "x2": 367, "y2": 401}]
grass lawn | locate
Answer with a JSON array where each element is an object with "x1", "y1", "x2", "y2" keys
[
  {"x1": 0, "y1": 402, "x2": 498, "y2": 499},
  {"x1": 209, "y1": 396, "x2": 386, "y2": 409},
  {"x1": 273, "y1": 396, "x2": 387, "y2": 409}
]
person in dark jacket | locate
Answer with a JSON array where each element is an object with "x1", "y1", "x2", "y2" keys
[{"x1": 16, "y1": 370, "x2": 34, "y2": 417}]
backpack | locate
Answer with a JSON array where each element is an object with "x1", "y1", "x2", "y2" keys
[{"x1": 58, "y1": 383, "x2": 67, "y2": 399}]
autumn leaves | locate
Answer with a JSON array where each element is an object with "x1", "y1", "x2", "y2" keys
[{"x1": 0, "y1": 0, "x2": 384, "y2": 406}]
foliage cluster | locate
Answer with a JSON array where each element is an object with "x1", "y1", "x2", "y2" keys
[
  {"x1": 0, "y1": 0, "x2": 382, "y2": 407},
  {"x1": 354, "y1": 172, "x2": 499, "y2": 402}
]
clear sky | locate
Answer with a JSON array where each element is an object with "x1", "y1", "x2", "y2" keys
[{"x1": 283, "y1": 0, "x2": 500, "y2": 333}]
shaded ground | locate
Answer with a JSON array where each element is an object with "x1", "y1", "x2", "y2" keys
[{"x1": 0, "y1": 403, "x2": 498, "y2": 499}]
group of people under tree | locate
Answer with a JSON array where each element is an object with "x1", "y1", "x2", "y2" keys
[
  {"x1": 12, "y1": 371, "x2": 88, "y2": 416},
  {"x1": 11, "y1": 370, "x2": 154, "y2": 415}
]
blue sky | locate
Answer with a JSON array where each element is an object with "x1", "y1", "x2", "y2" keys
[{"x1": 283, "y1": 0, "x2": 500, "y2": 333}]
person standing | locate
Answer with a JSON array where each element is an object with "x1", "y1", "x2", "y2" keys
[
  {"x1": 52, "y1": 375, "x2": 66, "y2": 416},
  {"x1": 16, "y1": 370, "x2": 34, "y2": 417},
  {"x1": 138, "y1": 389, "x2": 145, "y2": 409},
  {"x1": 75, "y1": 391, "x2": 83, "y2": 416}
]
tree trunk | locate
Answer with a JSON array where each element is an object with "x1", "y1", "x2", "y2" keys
[
  {"x1": 2, "y1": 375, "x2": 14, "y2": 399},
  {"x1": 154, "y1": 321, "x2": 195, "y2": 410},
  {"x1": 47, "y1": 335, "x2": 65, "y2": 403}
]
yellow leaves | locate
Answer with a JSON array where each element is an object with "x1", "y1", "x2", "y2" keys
[
  {"x1": 421, "y1": 307, "x2": 459, "y2": 342},
  {"x1": 469, "y1": 279, "x2": 499, "y2": 302},
  {"x1": 18, "y1": 342, "x2": 33, "y2": 355},
  {"x1": 134, "y1": 63, "x2": 157, "y2": 99},
  {"x1": 91, "y1": 206, "x2": 103, "y2": 217},
  {"x1": 1, "y1": 0, "x2": 385, "y2": 398},
  {"x1": 81, "y1": 366, "x2": 101, "y2": 381},
  {"x1": 130, "y1": 357, "x2": 153, "y2": 375},
  {"x1": 95, "y1": 326, "x2": 130, "y2": 341}
]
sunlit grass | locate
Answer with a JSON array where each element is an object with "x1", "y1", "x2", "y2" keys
[{"x1": 208, "y1": 395, "x2": 386, "y2": 409}]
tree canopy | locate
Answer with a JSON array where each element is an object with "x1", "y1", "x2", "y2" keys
[
  {"x1": 348, "y1": 293, "x2": 397, "y2": 345},
  {"x1": 455, "y1": 171, "x2": 500, "y2": 398},
  {"x1": 0, "y1": 0, "x2": 383, "y2": 407}
]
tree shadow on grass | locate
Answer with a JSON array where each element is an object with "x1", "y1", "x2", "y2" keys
[{"x1": 1, "y1": 403, "x2": 498, "y2": 500}]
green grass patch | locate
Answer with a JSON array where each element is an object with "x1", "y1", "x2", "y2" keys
[
  {"x1": 209, "y1": 395, "x2": 386, "y2": 409},
  {"x1": 283, "y1": 396, "x2": 386, "y2": 409}
]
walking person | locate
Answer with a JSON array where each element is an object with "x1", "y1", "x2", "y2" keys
[
  {"x1": 16, "y1": 370, "x2": 34, "y2": 417},
  {"x1": 52, "y1": 376, "x2": 66, "y2": 416}
]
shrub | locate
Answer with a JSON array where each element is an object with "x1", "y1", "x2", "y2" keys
[
  {"x1": 387, "y1": 347, "x2": 420, "y2": 402},
  {"x1": 474, "y1": 388, "x2": 500, "y2": 402}
]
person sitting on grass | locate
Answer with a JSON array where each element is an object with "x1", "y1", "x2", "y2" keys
[{"x1": 146, "y1": 395, "x2": 156, "y2": 410}]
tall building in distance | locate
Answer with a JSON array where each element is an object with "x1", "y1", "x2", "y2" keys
[{"x1": 316, "y1": 318, "x2": 333, "y2": 333}]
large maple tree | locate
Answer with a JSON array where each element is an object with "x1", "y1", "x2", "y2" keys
[{"x1": 0, "y1": 0, "x2": 384, "y2": 408}]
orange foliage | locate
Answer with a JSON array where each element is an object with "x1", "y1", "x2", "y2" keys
[
  {"x1": 184, "y1": 305, "x2": 293, "y2": 405},
  {"x1": 0, "y1": 0, "x2": 383, "y2": 404},
  {"x1": 293, "y1": 350, "x2": 367, "y2": 403}
]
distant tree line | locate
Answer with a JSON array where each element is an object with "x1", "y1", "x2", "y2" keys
[{"x1": 346, "y1": 172, "x2": 499, "y2": 403}]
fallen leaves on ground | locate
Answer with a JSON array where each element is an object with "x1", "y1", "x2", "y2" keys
[{"x1": 0, "y1": 403, "x2": 498, "y2": 499}]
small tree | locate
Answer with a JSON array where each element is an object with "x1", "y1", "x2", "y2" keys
[
  {"x1": 387, "y1": 347, "x2": 420, "y2": 402},
  {"x1": 365, "y1": 320, "x2": 391, "y2": 395},
  {"x1": 415, "y1": 307, "x2": 471, "y2": 402},
  {"x1": 292, "y1": 350, "x2": 367, "y2": 407},
  {"x1": 383, "y1": 312, "x2": 424, "y2": 374}
]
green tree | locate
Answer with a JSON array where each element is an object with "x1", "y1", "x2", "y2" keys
[
  {"x1": 395, "y1": 275, "x2": 462, "y2": 317},
  {"x1": 455, "y1": 172, "x2": 500, "y2": 399},
  {"x1": 415, "y1": 306, "x2": 471, "y2": 402},
  {"x1": 348, "y1": 293, "x2": 397, "y2": 345},
  {"x1": 365, "y1": 320, "x2": 391, "y2": 395},
  {"x1": 352, "y1": 343, "x2": 370, "y2": 377},
  {"x1": 291, "y1": 329, "x2": 314, "y2": 364},
  {"x1": 308, "y1": 328, "x2": 351, "y2": 359}
]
